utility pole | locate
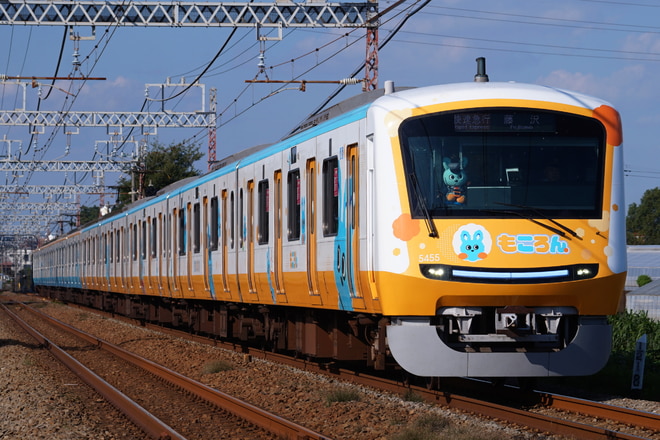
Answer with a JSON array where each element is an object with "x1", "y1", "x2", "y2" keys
[
  {"x1": 364, "y1": 0, "x2": 379, "y2": 91},
  {"x1": 208, "y1": 88, "x2": 217, "y2": 171}
]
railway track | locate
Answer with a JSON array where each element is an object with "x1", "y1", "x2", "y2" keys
[
  {"x1": 1, "y1": 302, "x2": 332, "y2": 440},
  {"x1": 7, "y1": 295, "x2": 659, "y2": 440},
  {"x1": 112, "y1": 310, "x2": 658, "y2": 439}
]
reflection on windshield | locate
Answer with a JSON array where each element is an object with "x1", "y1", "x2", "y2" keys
[{"x1": 399, "y1": 108, "x2": 605, "y2": 219}]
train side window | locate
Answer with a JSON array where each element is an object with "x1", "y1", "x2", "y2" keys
[
  {"x1": 165, "y1": 213, "x2": 172, "y2": 257},
  {"x1": 178, "y1": 208, "x2": 186, "y2": 256},
  {"x1": 258, "y1": 179, "x2": 269, "y2": 245},
  {"x1": 322, "y1": 157, "x2": 339, "y2": 236},
  {"x1": 287, "y1": 169, "x2": 301, "y2": 241},
  {"x1": 160, "y1": 214, "x2": 166, "y2": 258},
  {"x1": 141, "y1": 220, "x2": 147, "y2": 260},
  {"x1": 151, "y1": 217, "x2": 157, "y2": 258},
  {"x1": 230, "y1": 191, "x2": 235, "y2": 249},
  {"x1": 103, "y1": 232, "x2": 108, "y2": 264},
  {"x1": 116, "y1": 229, "x2": 121, "y2": 261},
  {"x1": 193, "y1": 202, "x2": 201, "y2": 254},
  {"x1": 239, "y1": 188, "x2": 244, "y2": 249},
  {"x1": 132, "y1": 223, "x2": 138, "y2": 261},
  {"x1": 210, "y1": 196, "x2": 219, "y2": 251},
  {"x1": 123, "y1": 227, "x2": 128, "y2": 261},
  {"x1": 109, "y1": 231, "x2": 113, "y2": 263}
]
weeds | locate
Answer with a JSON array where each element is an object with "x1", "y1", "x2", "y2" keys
[
  {"x1": 542, "y1": 309, "x2": 660, "y2": 400},
  {"x1": 201, "y1": 360, "x2": 234, "y2": 374},
  {"x1": 402, "y1": 388, "x2": 424, "y2": 402},
  {"x1": 324, "y1": 387, "x2": 361, "y2": 405}
]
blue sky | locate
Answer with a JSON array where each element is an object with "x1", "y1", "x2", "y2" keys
[{"x1": 2, "y1": 0, "x2": 660, "y2": 234}]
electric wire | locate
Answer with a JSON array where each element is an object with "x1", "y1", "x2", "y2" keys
[
  {"x1": 289, "y1": 0, "x2": 430, "y2": 136},
  {"x1": 399, "y1": 29, "x2": 660, "y2": 59},
  {"x1": 182, "y1": 1, "x2": 416, "y2": 147},
  {"x1": 391, "y1": 36, "x2": 660, "y2": 63},
  {"x1": 12, "y1": 8, "x2": 128, "y2": 236},
  {"x1": 424, "y1": 4, "x2": 660, "y2": 34},
  {"x1": 578, "y1": 0, "x2": 660, "y2": 7},
  {"x1": 3, "y1": 0, "x2": 659, "y2": 235}
]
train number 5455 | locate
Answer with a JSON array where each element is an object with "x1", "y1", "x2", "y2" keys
[{"x1": 418, "y1": 253, "x2": 441, "y2": 263}]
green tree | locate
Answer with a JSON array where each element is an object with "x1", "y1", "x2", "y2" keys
[
  {"x1": 637, "y1": 274, "x2": 652, "y2": 287},
  {"x1": 114, "y1": 139, "x2": 203, "y2": 207},
  {"x1": 626, "y1": 187, "x2": 660, "y2": 244},
  {"x1": 79, "y1": 205, "x2": 100, "y2": 225}
]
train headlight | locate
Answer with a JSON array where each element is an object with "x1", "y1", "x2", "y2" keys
[
  {"x1": 420, "y1": 264, "x2": 450, "y2": 280},
  {"x1": 421, "y1": 263, "x2": 599, "y2": 283},
  {"x1": 573, "y1": 264, "x2": 599, "y2": 280}
]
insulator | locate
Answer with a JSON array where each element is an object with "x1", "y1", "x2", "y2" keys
[
  {"x1": 72, "y1": 49, "x2": 81, "y2": 69},
  {"x1": 339, "y1": 78, "x2": 362, "y2": 85}
]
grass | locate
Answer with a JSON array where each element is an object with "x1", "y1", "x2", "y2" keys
[
  {"x1": 201, "y1": 360, "x2": 234, "y2": 374},
  {"x1": 22, "y1": 356, "x2": 35, "y2": 367},
  {"x1": 323, "y1": 387, "x2": 361, "y2": 405},
  {"x1": 540, "y1": 309, "x2": 660, "y2": 401},
  {"x1": 387, "y1": 414, "x2": 498, "y2": 440},
  {"x1": 402, "y1": 388, "x2": 425, "y2": 402}
]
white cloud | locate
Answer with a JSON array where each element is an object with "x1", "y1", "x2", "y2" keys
[
  {"x1": 537, "y1": 70, "x2": 601, "y2": 96},
  {"x1": 622, "y1": 32, "x2": 660, "y2": 56},
  {"x1": 536, "y1": 64, "x2": 649, "y2": 103},
  {"x1": 75, "y1": 76, "x2": 142, "y2": 110}
]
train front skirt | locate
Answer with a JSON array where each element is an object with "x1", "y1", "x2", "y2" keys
[{"x1": 387, "y1": 316, "x2": 611, "y2": 377}]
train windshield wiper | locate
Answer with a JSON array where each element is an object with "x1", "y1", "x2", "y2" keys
[
  {"x1": 483, "y1": 208, "x2": 567, "y2": 237},
  {"x1": 493, "y1": 202, "x2": 581, "y2": 240},
  {"x1": 409, "y1": 173, "x2": 438, "y2": 238}
]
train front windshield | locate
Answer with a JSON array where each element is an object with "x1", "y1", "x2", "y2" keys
[{"x1": 399, "y1": 108, "x2": 606, "y2": 219}]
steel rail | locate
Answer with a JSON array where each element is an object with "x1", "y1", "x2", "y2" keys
[
  {"x1": 160, "y1": 324, "x2": 659, "y2": 439},
  {"x1": 420, "y1": 390, "x2": 645, "y2": 440},
  {"x1": 20, "y1": 302, "x2": 334, "y2": 440},
  {"x1": 61, "y1": 300, "x2": 656, "y2": 440},
  {"x1": 0, "y1": 303, "x2": 186, "y2": 440},
  {"x1": 539, "y1": 392, "x2": 660, "y2": 433}
]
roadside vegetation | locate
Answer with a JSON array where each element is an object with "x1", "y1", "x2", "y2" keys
[{"x1": 546, "y1": 309, "x2": 659, "y2": 400}]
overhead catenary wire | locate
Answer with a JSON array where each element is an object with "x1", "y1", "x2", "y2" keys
[
  {"x1": 178, "y1": 0, "x2": 421, "y2": 147},
  {"x1": 425, "y1": 4, "x2": 660, "y2": 34},
  {"x1": 3, "y1": 0, "x2": 659, "y2": 235},
  {"x1": 288, "y1": 0, "x2": 432, "y2": 137},
  {"x1": 2, "y1": 3, "x2": 130, "y2": 236}
]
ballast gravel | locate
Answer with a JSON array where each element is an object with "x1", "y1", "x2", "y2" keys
[{"x1": 1, "y1": 291, "x2": 658, "y2": 440}]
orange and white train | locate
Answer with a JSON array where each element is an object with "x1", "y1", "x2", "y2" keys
[{"x1": 33, "y1": 61, "x2": 626, "y2": 378}]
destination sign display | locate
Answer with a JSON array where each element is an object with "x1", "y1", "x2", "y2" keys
[{"x1": 453, "y1": 111, "x2": 556, "y2": 133}]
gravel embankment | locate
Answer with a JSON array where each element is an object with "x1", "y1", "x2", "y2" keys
[
  {"x1": 2, "y1": 291, "x2": 658, "y2": 439},
  {"x1": 0, "y1": 298, "x2": 140, "y2": 439}
]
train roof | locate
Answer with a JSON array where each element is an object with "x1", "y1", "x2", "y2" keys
[
  {"x1": 82, "y1": 87, "x2": 384, "y2": 232},
  {"x1": 79, "y1": 80, "x2": 615, "y2": 234},
  {"x1": 285, "y1": 86, "x2": 410, "y2": 138},
  {"x1": 211, "y1": 85, "x2": 414, "y2": 170},
  {"x1": 372, "y1": 81, "x2": 613, "y2": 111}
]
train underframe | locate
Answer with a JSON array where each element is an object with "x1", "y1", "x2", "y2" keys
[
  {"x1": 34, "y1": 286, "x2": 613, "y2": 378},
  {"x1": 36, "y1": 286, "x2": 390, "y2": 370}
]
